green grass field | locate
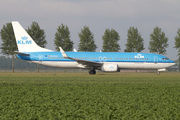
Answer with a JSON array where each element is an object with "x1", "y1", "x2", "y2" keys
[{"x1": 0, "y1": 72, "x2": 180, "y2": 119}]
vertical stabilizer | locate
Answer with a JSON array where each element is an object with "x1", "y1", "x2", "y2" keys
[{"x1": 12, "y1": 21, "x2": 52, "y2": 52}]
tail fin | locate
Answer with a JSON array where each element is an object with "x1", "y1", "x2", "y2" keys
[{"x1": 11, "y1": 21, "x2": 52, "y2": 52}]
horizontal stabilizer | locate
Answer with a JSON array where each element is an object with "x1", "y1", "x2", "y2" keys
[{"x1": 14, "y1": 51, "x2": 30, "y2": 56}]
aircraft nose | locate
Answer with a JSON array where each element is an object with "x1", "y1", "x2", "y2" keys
[{"x1": 171, "y1": 60, "x2": 176, "y2": 66}]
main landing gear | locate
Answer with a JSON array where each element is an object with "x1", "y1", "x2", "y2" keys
[{"x1": 89, "y1": 70, "x2": 96, "y2": 75}]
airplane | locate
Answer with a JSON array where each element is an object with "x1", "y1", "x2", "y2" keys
[{"x1": 12, "y1": 21, "x2": 175, "y2": 75}]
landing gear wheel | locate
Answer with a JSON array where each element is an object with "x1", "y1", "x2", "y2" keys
[
  {"x1": 89, "y1": 70, "x2": 96, "y2": 75},
  {"x1": 156, "y1": 71, "x2": 160, "y2": 75},
  {"x1": 93, "y1": 70, "x2": 96, "y2": 74}
]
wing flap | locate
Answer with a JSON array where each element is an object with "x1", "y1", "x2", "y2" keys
[{"x1": 75, "y1": 59, "x2": 102, "y2": 67}]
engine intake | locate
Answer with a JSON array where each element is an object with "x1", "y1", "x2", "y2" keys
[{"x1": 101, "y1": 64, "x2": 120, "y2": 72}]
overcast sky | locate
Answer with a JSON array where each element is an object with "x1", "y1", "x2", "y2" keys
[{"x1": 0, "y1": 0, "x2": 180, "y2": 60}]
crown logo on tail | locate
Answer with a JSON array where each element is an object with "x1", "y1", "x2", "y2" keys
[{"x1": 21, "y1": 36, "x2": 28, "y2": 40}]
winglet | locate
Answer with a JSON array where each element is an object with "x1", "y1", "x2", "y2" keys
[{"x1": 59, "y1": 47, "x2": 68, "y2": 58}]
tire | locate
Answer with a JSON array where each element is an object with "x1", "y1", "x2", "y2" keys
[
  {"x1": 156, "y1": 71, "x2": 160, "y2": 75},
  {"x1": 92, "y1": 70, "x2": 96, "y2": 74},
  {"x1": 89, "y1": 70, "x2": 96, "y2": 75}
]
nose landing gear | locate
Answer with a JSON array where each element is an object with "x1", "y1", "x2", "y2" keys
[
  {"x1": 156, "y1": 71, "x2": 160, "y2": 75},
  {"x1": 89, "y1": 70, "x2": 96, "y2": 75}
]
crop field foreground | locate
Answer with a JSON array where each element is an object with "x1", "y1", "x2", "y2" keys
[{"x1": 0, "y1": 72, "x2": 180, "y2": 119}]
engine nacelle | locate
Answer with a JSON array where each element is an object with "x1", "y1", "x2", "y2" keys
[{"x1": 101, "y1": 64, "x2": 120, "y2": 72}]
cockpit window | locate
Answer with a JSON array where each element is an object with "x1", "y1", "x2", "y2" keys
[{"x1": 163, "y1": 58, "x2": 169, "y2": 60}]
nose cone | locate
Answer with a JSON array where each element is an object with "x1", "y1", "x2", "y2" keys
[{"x1": 170, "y1": 60, "x2": 176, "y2": 66}]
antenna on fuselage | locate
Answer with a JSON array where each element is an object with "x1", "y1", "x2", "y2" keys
[{"x1": 73, "y1": 48, "x2": 77, "y2": 52}]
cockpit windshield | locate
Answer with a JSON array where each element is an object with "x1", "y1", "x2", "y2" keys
[{"x1": 162, "y1": 58, "x2": 169, "y2": 60}]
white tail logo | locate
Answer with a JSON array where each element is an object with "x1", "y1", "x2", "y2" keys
[{"x1": 12, "y1": 21, "x2": 52, "y2": 52}]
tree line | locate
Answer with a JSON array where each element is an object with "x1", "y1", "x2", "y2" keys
[
  {"x1": 0, "y1": 56, "x2": 60, "y2": 71},
  {"x1": 1, "y1": 22, "x2": 180, "y2": 72}
]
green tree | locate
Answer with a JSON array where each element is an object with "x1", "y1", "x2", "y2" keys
[
  {"x1": 174, "y1": 28, "x2": 180, "y2": 71},
  {"x1": 78, "y1": 26, "x2": 97, "y2": 52},
  {"x1": 0, "y1": 23, "x2": 18, "y2": 72},
  {"x1": 26, "y1": 22, "x2": 47, "y2": 47},
  {"x1": 125, "y1": 27, "x2": 145, "y2": 52},
  {"x1": 102, "y1": 28, "x2": 120, "y2": 52},
  {"x1": 148, "y1": 26, "x2": 168, "y2": 55},
  {"x1": 54, "y1": 24, "x2": 73, "y2": 51},
  {"x1": 174, "y1": 28, "x2": 180, "y2": 55},
  {"x1": 26, "y1": 22, "x2": 47, "y2": 72}
]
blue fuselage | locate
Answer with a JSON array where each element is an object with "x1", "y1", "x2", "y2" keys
[{"x1": 18, "y1": 52, "x2": 175, "y2": 64}]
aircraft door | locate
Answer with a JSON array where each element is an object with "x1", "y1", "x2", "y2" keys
[
  {"x1": 154, "y1": 56, "x2": 158, "y2": 63},
  {"x1": 39, "y1": 54, "x2": 43, "y2": 62}
]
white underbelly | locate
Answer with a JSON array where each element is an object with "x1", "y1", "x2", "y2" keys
[
  {"x1": 30, "y1": 61, "x2": 173, "y2": 70},
  {"x1": 31, "y1": 61, "x2": 79, "y2": 68},
  {"x1": 107, "y1": 62, "x2": 173, "y2": 69}
]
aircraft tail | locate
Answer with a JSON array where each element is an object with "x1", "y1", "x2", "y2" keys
[{"x1": 11, "y1": 21, "x2": 52, "y2": 52}]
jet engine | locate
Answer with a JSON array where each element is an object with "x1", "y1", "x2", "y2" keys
[{"x1": 101, "y1": 64, "x2": 120, "y2": 72}]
